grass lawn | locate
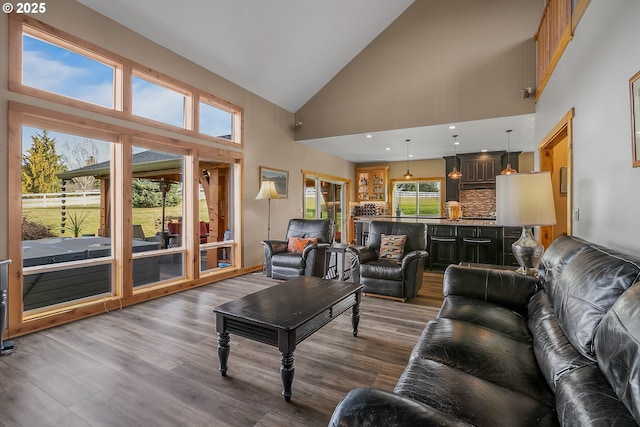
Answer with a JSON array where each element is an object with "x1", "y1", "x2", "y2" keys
[
  {"x1": 23, "y1": 201, "x2": 209, "y2": 239},
  {"x1": 397, "y1": 197, "x2": 441, "y2": 216}
]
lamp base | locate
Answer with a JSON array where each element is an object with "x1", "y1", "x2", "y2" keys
[{"x1": 512, "y1": 226, "x2": 544, "y2": 276}]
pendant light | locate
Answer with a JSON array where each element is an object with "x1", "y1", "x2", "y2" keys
[
  {"x1": 447, "y1": 135, "x2": 462, "y2": 180},
  {"x1": 403, "y1": 139, "x2": 414, "y2": 179},
  {"x1": 501, "y1": 129, "x2": 518, "y2": 175}
]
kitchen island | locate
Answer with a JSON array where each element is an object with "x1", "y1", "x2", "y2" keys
[{"x1": 353, "y1": 217, "x2": 521, "y2": 268}]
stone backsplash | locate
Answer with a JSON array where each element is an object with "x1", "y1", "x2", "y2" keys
[{"x1": 459, "y1": 188, "x2": 496, "y2": 218}]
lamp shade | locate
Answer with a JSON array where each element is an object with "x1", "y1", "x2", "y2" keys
[
  {"x1": 496, "y1": 172, "x2": 557, "y2": 226},
  {"x1": 255, "y1": 181, "x2": 280, "y2": 200}
]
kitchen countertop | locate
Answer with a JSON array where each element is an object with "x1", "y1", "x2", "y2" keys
[{"x1": 353, "y1": 216, "x2": 503, "y2": 226}]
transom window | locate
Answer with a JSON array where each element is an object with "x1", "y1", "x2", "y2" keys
[
  {"x1": 199, "y1": 100, "x2": 233, "y2": 140},
  {"x1": 22, "y1": 32, "x2": 116, "y2": 109},
  {"x1": 132, "y1": 74, "x2": 190, "y2": 129},
  {"x1": 14, "y1": 16, "x2": 243, "y2": 145}
]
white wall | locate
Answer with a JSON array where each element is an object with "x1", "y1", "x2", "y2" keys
[{"x1": 535, "y1": 0, "x2": 640, "y2": 254}]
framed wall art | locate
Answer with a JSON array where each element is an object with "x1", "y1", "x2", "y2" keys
[{"x1": 260, "y1": 166, "x2": 288, "y2": 198}]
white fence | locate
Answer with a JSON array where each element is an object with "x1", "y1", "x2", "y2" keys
[
  {"x1": 22, "y1": 191, "x2": 101, "y2": 208},
  {"x1": 394, "y1": 191, "x2": 439, "y2": 198}
]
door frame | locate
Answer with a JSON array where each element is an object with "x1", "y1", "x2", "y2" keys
[
  {"x1": 538, "y1": 108, "x2": 574, "y2": 248},
  {"x1": 301, "y1": 170, "x2": 351, "y2": 242}
]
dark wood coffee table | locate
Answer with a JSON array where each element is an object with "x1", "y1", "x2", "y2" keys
[{"x1": 213, "y1": 275, "x2": 363, "y2": 401}]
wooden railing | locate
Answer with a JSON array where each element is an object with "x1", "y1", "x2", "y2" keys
[{"x1": 535, "y1": 0, "x2": 572, "y2": 99}]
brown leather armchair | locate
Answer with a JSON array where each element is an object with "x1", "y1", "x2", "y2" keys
[{"x1": 348, "y1": 221, "x2": 428, "y2": 301}]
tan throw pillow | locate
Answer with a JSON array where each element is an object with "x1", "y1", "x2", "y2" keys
[
  {"x1": 378, "y1": 234, "x2": 406, "y2": 262},
  {"x1": 287, "y1": 236, "x2": 318, "y2": 254}
]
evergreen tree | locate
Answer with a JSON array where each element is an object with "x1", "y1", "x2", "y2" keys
[
  {"x1": 22, "y1": 130, "x2": 67, "y2": 193},
  {"x1": 132, "y1": 178, "x2": 181, "y2": 208}
]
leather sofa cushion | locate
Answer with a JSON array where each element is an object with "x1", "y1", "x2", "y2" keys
[
  {"x1": 328, "y1": 387, "x2": 473, "y2": 427},
  {"x1": 410, "y1": 318, "x2": 554, "y2": 405},
  {"x1": 360, "y1": 277, "x2": 405, "y2": 298},
  {"x1": 284, "y1": 218, "x2": 332, "y2": 244},
  {"x1": 547, "y1": 246, "x2": 640, "y2": 361},
  {"x1": 528, "y1": 289, "x2": 594, "y2": 392},
  {"x1": 394, "y1": 358, "x2": 558, "y2": 427},
  {"x1": 367, "y1": 221, "x2": 425, "y2": 253},
  {"x1": 443, "y1": 264, "x2": 537, "y2": 316},
  {"x1": 538, "y1": 235, "x2": 589, "y2": 292},
  {"x1": 360, "y1": 259, "x2": 403, "y2": 281},
  {"x1": 271, "y1": 252, "x2": 305, "y2": 269},
  {"x1": 437, "y1": 295, "x2": 531, "y2": 342},
  {"x1": 594, "y1": 282, "x2": 640, "y2": 422},
  {"x1": 555, "y1": 365, "x2": 638, "y2": 426}
]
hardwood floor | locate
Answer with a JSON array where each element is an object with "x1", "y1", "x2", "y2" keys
[{"x1": 0, "y1": 272, "x2": 444, "y2": 427}]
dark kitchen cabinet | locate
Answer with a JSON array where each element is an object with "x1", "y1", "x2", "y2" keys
[
  {"x1": 427, "y1": 225, "x2": 457, "y2": 267},
  {"x1": 459, "y1": 152, "x2": 501, "y2": 187},
  {"x1": 458, "y1": 226, "x2": 501, "y2": 264}
]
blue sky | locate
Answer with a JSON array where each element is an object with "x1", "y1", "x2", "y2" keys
[{"x1": 22, "y1": 34, "x2": 233, "y2": 139}]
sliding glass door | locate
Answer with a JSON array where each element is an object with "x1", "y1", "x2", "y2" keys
[{"x1": 305, "y1": 175, "x2": 345, "y2": 242}]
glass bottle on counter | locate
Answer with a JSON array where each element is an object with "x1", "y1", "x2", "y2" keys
[{"x1": 447, "y1": 201, "x2": 462, "y2": 220}]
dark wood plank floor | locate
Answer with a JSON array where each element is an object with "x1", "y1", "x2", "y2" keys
[{"x1": 0, "y1": 272, "x2": 444, "y2": 427}]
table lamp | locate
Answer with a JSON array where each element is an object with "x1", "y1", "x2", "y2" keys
[
  {"x1": 496, "y1": 172, "x2": 557, "y2": 275},
  {"x1": 255, "y1": 180, "x2": 280, "y2": 241}
]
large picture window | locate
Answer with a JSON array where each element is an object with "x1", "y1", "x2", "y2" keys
[
  {"x1": 8, "y1": 15, "x2": 244, "y2": 336},
  {"x1": 392, "y1": 179, "x2": 444, "y2": 217},
  {"x1": 21, "y1": 124, "x2": 114, "y2": 312}
]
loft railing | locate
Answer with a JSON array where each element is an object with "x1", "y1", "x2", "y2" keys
[{"x1": 535, "y1": 0, "x2": 591, "y2": 99}]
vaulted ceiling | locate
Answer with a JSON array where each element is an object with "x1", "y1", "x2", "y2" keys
[{"x1": 77, "y1": 0, "x2": 543, "y2": 162}]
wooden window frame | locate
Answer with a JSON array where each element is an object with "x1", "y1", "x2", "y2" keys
[
  {"x1": 390, "y1": 177, "x2": 445, "y2": 218},
  {"x1": 9, "y1": 14, "x2": 244, "y2": 148},
  {"x1": 7, "y1": 101, "x2": 243, "y2": 337}
]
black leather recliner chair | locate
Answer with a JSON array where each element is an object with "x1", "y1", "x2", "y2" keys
[
  {"x1": 348, "y1": 221, "x2": 428, "y2": 301},
  {"x1": 262, "y1": 218, "x2": 332, "y2": 280}
]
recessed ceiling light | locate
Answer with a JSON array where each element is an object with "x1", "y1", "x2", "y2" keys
[
  {"x1": 449, "y1": 125, "x2": 456, "y2": 130},
  {"x1": 385, "y1": 147, "x2": 391, "y2": 151},
  {"x1": 409, "y1": 154, "x2": 414, "y2": 158},
  {"x1": 454, "y1": 141, "x2": 460, "y2": 145},
  {"x1": 481, "y1": 149, "x2": 488, "y2": 152},
  {"x1": 366, "y1": 134, "x2": 373, "y2": 138}
]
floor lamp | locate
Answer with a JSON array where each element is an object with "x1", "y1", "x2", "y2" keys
[
  {"x1": 496, "y1": 172, "x2": 557, "y2": 275},
  {"x1": 255, "y1": 180, "x2": 280, "y2": 241}
]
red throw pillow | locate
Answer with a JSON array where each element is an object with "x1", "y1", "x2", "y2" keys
[{"x1": 287, "y1": 237, "x2": 319, "y2": 254}]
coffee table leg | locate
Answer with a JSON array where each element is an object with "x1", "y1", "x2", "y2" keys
[
  {"x1": 280, "y1": 352, "x2": 295, "y2": 402},
  {"x1": 217, "y1": 332, "x2": 230, "y2": 376},
  {"x1": 352, "y1": 301, "x2": 360, "y2": 337}
]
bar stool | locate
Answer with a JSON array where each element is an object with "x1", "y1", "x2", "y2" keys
[
  {"x1": 428, "y1": 235, "x2": 458, "y2": 270},
  {"x1": 461, "y1": 236, "x2": 495, "y2": 264}
]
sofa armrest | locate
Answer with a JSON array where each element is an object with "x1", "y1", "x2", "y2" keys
[
  {"x1": 401, "y1": 249, "x2": 429, "y2": 269},
  {"x1": 347, "y1": 246, "x2": 378, "y2": 264},
  {"x1": 347, "y1": 247, "x2": 378, "y2": 284},
  {"x1": 443, "y1": 264, "x2": 539, "y2": 315},
  {"x1": 329, "y1": 387, "x2": 472, "y2": 427},
  {"x1": 262, "y1": 240, "x2": 287, "y2": 277},
  {"x1": 301, "y1": 242, "x2": 329, "y2": 259},
  {"x1": 262, "y1": 240, "x2": 288, "y2": 256}
]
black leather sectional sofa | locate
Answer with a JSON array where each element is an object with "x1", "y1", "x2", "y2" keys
[{"x1": 329, "y1": 235, "x2": 640, "y2": 426}]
